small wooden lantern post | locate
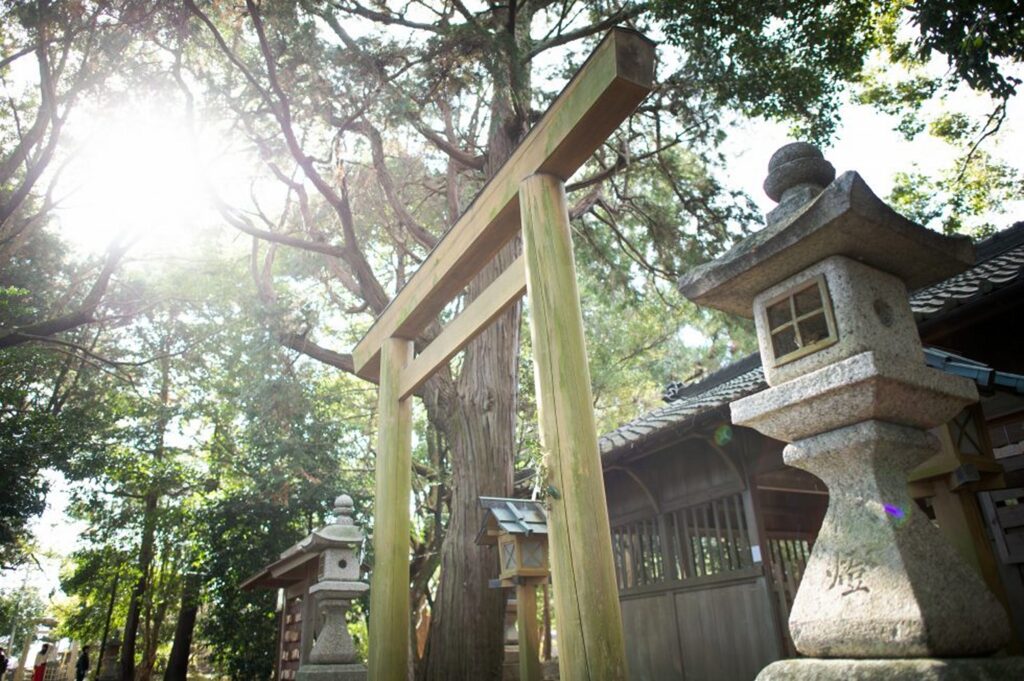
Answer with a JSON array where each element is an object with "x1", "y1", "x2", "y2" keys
[{"x1": 477, "y1": 497, "x2": 550, "y2": 681}]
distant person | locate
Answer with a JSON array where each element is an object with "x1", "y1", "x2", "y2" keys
[
  {"x1": 74, "y1": 647, "x2": 90, "y2": 681},
  {"x1": 31, "y1": 644, "x2": 48, "y2": 681}
]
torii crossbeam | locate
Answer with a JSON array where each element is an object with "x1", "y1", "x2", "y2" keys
[{"x1": 354, "y1": 28, "x2": 655, "y2": 681}]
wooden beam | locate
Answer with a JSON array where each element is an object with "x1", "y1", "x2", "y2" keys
[
  {"x1": 520, "y1": 173, "x2": 627, "y2": 679},
  {"x1": 398, "y1": 255, "x2": 526, "y2": 400},
  {"x1": 367, "y1": 338, "x2": 413, "y2": 681},
  {"x1": 352, "y1": 28, "x2": 655, "y2": 380}
]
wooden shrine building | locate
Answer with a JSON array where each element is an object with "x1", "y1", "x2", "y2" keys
[{"x1": 597, "y1": 221, "x2": 1024, "y2": 680}]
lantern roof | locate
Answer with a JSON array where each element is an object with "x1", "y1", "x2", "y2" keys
[
  {"x1": 678, "y1": 143, "x2": 974, "y2": 317},
  {"x1": 240, "y1": 494, "x2": 363, "y2": 591},
  {"x1": 475, "y1": 497, "x2": 549, "y2": 545}
]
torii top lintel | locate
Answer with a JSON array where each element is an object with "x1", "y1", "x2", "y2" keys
[{"x1": 352, "y1": 28, "x2": 655, "y2": 382}]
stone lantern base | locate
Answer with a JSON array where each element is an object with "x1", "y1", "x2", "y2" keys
[
  {"x1": 757, "y1": 657, "x2": 1024, "y2": 680},
  {"x1": 296, "y1": 664, "x2": 367, "y2": 681}
]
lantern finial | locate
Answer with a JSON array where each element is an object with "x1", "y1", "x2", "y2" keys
[{"x1": 333, "y1": 494, "x2": 354, "y2": 525}]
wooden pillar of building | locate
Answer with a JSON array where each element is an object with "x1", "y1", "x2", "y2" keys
[
  {"x1": 368, "y1": 338, "x2": 414, "y2": 681},
  {"x1": 520, "y1": 173, "x2": 628, "y2": 680}
]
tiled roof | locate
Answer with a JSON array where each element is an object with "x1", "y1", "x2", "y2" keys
[
  {"x1": 600, "y1": 222, "x2": 1024, "y2": 460},
  {"x1": 910, "y1": 221, "x2": 1024, "y2": 321},
  {"x1": 598, "y1": 355, "x2": 765, "y2": 457}
]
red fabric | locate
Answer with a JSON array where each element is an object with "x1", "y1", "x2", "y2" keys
[{"x1": 32, "y1": 663, "x2": 46, "y2": 681}]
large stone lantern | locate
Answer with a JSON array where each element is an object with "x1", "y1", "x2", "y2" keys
[{"x1": 678, "y1": 143, "x2": 1023, "y2": 679}]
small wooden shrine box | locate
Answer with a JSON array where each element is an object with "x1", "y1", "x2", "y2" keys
[{"x1": 477, "y1": 497, "x2": 550, "y2": 585}]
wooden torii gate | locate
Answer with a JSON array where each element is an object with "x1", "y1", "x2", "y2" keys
[{"x1": 352, "y1": 28, "x2": 655, "y2": 681}]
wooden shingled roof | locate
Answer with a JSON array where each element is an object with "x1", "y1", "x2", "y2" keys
[{"x1": 599, "y1": 222, "x2": 1024, "y2": 461}]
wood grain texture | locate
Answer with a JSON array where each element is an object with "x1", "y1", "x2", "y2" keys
[
  {"x1": 398, "y1": 255, "x2": 526, "y2": 400},
  {"x1": 517, "y1": 583, "x2": 543, "y2": 681},
  {"x1": 520, "y1": 173, "x2": 627, "y2": 680},
  {"x1": 674, "y1": 578, "x2": 781, "y2": 681},
  {"x1": 367, "y1": 338, "x2": 413, "y2": 681},
  {"x1": 620, "y1": 594, "x2": 683, "y2": 680},
  {"x1": 353, "y1": 28, "x2": 655, "y2": 380}
]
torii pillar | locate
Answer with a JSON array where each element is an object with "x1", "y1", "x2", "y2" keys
[{"x1": 352, "y1": 29, "x2": 655, "y2": 681}]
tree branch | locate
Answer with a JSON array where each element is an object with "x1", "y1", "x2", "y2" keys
[
  {"x1": 351, "y1": 120, "x2": 439, "y2": 250},
  {"x1": 278, "y1": 332, "x2": 356, "y2": 373},
  {"x1": 525, "y1": 7, "x2": 642, "y2": 61},
  {"x1": 0, "y1": 240, "x2": 132, "y2": 349}
]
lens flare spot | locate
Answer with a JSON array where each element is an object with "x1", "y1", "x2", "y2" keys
[
  {"x1": 884, "y1": 503, "x2": 907, "y2": 524},
  {"x1": 714, "y1": 424, "x2": 733, "y2": 446}
]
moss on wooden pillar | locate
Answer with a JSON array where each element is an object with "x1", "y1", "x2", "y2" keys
[
  {"x1": 519, "y1": 172, "x2": 628, "y2": 680},
  {"x1": 368, "y1": 337, "x2": 414, "y2": 681}
]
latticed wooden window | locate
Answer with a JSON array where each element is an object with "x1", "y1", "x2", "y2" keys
[
  {"x1": 610, "y1": 491, "x2": 755, "y2": 591},
  {"x1": 521, "y1": 537, "x2": 546, "y2": 568},
  {"x1": 950, "y1": 407, "x2": 987, "y2": 456},
  {"x1": 669, "y1": 492, "x2": 754, "y2": 580},
  {"x1": 501, "y1": 540, "x2": 517, "y2": 571},
  {"x1": 610, "y1": 518, "x2": 665, "y2": 589},
  {"x1": 762, "y1": 275, "x2": 838, "y2": 366}
]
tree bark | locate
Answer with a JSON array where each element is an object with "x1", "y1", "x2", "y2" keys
[
  {"x1": 420, "y1": 10, "x2": 531, "y2": 678},
  {"x1": 120, "y1": 492, "x2": 158, "y2": 681},
  {"x1": 93, "y1": 571, "x2": 121, "y2": 681},
  {"x1": 122, "y1": 351, "x2": 171, "y2": 681},
  {"x1": 162, "y1": 572, "x2": 200, "y2": 681}
]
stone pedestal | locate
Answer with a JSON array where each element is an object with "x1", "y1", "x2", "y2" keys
[
  {"x1": 781, "y1": 420, "x2": 1007, "y2": 658},
  {"x1": 305, "y1": 595, "x2": 360, "y2": 665},
  {"x1": 757, "y1": 658, "x2": 1024, "y2": 680},
  {"x1": 295, "y1": 664, "x2": 368, "y2": 681}
]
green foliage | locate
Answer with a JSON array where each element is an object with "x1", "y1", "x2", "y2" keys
[
  {"x1": 855, "y1": 73, "x2": 942, "y2": 139},
  {"x1": 56, "y1": 546, "x2": 134, "y2": 647},
  {"x1": 197, "y1": 495, "x2": 298, "y2": 681},
  {"x1": 654, "y1": 1, "x2": 1024, "y2": 142},
  {"x1": 889, "y1": 150, "x2": 1021, "y2": 236},
  {"x1": 652, "y1": 0, "x2": 877, "y2": 141},
  {"x1": 0, "y1": 583, "x2": 46, "y2": 651},
  {"x1": 909, "y1": 0, "x2": 1024, "y2": 100}
]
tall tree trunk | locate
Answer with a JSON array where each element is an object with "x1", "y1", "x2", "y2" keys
[
  {"x1": 121, "y1": 351, "x2": 171, "y2": 681},
  {"x1": 163, "y1": 572, "x2": 200, "y2": 681},
  {"x1": 93, "y1": 570, "x2": 121, "y2": 681},
  {"x1": 140, "y1": 550, "x2": 173, "y2": 681},
  {"x1": 120, "y1": 492, "x2": 158, "y2": 681},
  {"x1": 420, "y1": 13, "x2": 531, "y2": 678}
]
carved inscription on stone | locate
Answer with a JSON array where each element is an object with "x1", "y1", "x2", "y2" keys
[{"x1": 826, "y1": 553, "x2": 870, "y2": 596}]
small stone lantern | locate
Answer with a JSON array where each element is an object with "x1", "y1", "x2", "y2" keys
[
  {"x1": 242, "y1": 494, "x2": 368, "y2": 681},
  {"x1": 679, "y1": 143, "x2": 1023, "y2": 679},
  {"x1": 477, "y1": 497, "x2": 550, "y2": 681},
  {"x1": 96, "y1": 637, "x2": 121, "y2": 681}
]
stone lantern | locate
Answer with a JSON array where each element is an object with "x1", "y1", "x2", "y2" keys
[
  {"x1": 242, "y1": 494, "x2": 367, "y2": 681},
  {"x1": 678, "y1": 142, "x2": 1023, "y2": 679},
  {"x1": 96, "y1": 636, "x2": 121, "y2": 681},
  {"x1": 477, "y1": 497, "x2": 550, "y2": 681}
]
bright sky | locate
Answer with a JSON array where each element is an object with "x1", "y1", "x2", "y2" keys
[{"x1": 724, "y1": 84, "x2": 1024, "y2": 221}]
